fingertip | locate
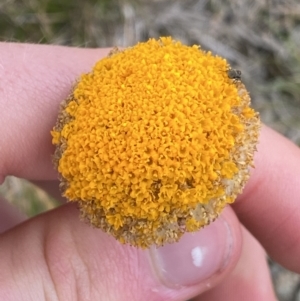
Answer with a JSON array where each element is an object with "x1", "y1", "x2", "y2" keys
[
  {"x1": 0, "y1": 43, "x2": 112, "y2": 181},
  {"x1": 146, "y1": 206, "x2": 242, "y2": 299},
  {"x1": 0, "y1": 200, "x2": 243, "y2": 300},
  {"x1": 234, "y1": 124, "x2": 300, "y2": 272},
  {"x1": 193, "y1": 226, "x2": 278, "y2": 301}
]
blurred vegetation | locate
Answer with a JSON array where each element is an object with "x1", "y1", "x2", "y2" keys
[
  {"x1": 0, "y1": 177, "x2": 59, "y2": 217},
  {"x1": 0, "y1": 0, "x2": 300, "y2": 300}
]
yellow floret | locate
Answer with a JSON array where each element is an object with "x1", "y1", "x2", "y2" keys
[{"x1": 52, "y1": 37, "x2": 260, "y2": 248}]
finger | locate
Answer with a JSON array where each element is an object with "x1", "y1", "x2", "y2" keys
[
  {"x1": 233, "y1": 125, "x2": 300, "y2": 272},
  {"x1": 0, "y1": 205, "x2": 242, "y2": 301},
  {"x1": 192, "y1": 226, "x2": 277, "y2": 301},
  {"x1": 0, "y1": 43, "x2": 111, "y2": 183},
  {"x1": 0, "y1": 197, "x2": 27, "y2": 233}
]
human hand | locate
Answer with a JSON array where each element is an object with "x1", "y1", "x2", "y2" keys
[{"x1": 0, "y1": 42, "x2": 299, "y2": 301}]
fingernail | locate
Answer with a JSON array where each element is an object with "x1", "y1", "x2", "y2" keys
[{"x1": 149, "y1": 216, "x2": 233, "y2": 287}]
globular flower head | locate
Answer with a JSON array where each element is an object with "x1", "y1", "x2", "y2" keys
[{"x1": 51, "y1": 37, "x2": 260, "y2": 248}]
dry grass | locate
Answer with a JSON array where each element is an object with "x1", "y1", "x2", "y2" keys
[{"x1": 0, "y1": 0, "x2": 300, "y2": 299}]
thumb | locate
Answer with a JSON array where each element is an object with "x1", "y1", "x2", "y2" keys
[{"x1": 0, "y1": 204, "x2": 241, "y2": 301}]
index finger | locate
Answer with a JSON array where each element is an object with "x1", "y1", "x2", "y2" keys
[
  {"x1": 233, "y1": 125, "x2": 300, "y2": 272},
  {"x1": 0, "y1": 43, "x2": 111, "y2": 182}
]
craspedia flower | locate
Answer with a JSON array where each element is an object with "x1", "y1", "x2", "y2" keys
[{"x1": 51, "y1": 37, "x2": 260, "y2": 248}]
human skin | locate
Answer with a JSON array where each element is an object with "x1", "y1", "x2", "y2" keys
[{"x1": 0, "y1": 42, "x2": 299, "y2": 300}]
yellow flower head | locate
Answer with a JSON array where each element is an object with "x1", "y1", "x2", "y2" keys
[{"x1": 51, "y1": 37, "x2": 260, "y2": 248}]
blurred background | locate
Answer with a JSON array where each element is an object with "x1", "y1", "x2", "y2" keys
[{"x1": 0, "y1": 0, "x2": 300, "y2": 299}]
